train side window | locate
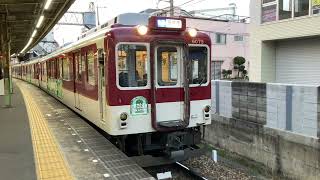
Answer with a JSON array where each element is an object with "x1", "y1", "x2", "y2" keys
[
  {"x1": 0, "y1": 63, "x2": 3, "y2": 80},
  {"x1": 87, "y1": 50, "x2": 96, "y2": 85},
  {"x1": 117, "y1": 44, "x2": 148, "y2": 88},
  {"x1": 189, "y1": 46, "x2": 208, "y2": 85},
  {"x1": 63, "y1": 57, "x2": 70, "y2": 80},
  {"x1": 81, "y1": 53, "x2": 86, "y2": 80},
  {"x1": 59, "y1": 58, "x2": 63, "y2": 79},
  {"x1": 157, "y1": 47, "x2": 178, "y2": 86}
]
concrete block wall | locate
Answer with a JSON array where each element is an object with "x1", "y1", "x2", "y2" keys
[
  {"x1": 231, "y1": 81, "x2": 267, "y2": 125},
  {"x1": 211, "y1": 80, "x2": 232, "y2": 118},
  {"x1": 266, "y1": 84, "x2": 287, "y2": 130},
  {"x1": 212, "y1": 80, "x2": 319, "y2": 138},
  {"x1": 291, "y1": 85, "x2": 318, "y2": 137}
]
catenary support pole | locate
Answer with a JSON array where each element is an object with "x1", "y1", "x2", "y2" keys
[
  {"x1": 170, "y1": 0, "x2": 174, "y2": 16},
  {"x1": 3, "y1": 16, "x2": 12, "y2": 107}
]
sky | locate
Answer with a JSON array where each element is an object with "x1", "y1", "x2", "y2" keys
[{"x1": 54, "y1": 0, "x2": 250, "y2": 45}]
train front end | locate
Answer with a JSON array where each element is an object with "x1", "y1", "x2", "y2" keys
[{"x1": 106, "y1": 16, "x2": 212, "y2": 158}]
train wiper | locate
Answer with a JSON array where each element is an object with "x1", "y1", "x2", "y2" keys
[{"x1": 198, "y1": 78, "x2": 205, "y2": 87}]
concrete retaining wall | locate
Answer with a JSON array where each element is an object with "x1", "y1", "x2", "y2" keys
[
  {"x1": 208, "y1": 80, "x2": 320, "y2": 178},
  {"x1": 211, "y1": 80, "x2": 320, "y2": 138},
  {"x1": 205, "y1": 117, "x2": 320, "y2": 179}
]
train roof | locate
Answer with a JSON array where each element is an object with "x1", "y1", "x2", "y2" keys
[{"x1": 14, "y1": 13, "x2": 211, "y2": 66}]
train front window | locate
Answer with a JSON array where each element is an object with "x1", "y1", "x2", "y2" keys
[
  {"x1": 189, "y1": 46, "x2": 208, "y2": 85},
  {"x1": 117, "y1": 44, "x2": 148, "y2": 88},
  {"x1": 157, "y1": 47, "x2": 178, "y2": 86}
]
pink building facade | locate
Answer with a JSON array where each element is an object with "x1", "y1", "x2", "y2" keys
[{"x1": 185, "y1": 17, "x2": 249, "y2": 79}]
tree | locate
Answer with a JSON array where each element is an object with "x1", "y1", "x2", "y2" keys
[{"x1": 233, "y1": 56, "x2": 246, "y2": 78}]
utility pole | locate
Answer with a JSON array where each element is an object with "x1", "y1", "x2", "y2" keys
[
  {"x1": 169, "y1": 0, "x2": 174, "y2": 17},
  {"x1": 157, "y1": 0, "x2": 174, "y2": 17}
]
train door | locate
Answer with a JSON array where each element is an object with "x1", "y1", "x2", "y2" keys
[
  {"x1": 154, "y1": 45, "x2": 186, "y2": 127},
  {"x1": 97, "y1": 49, "x2": 106, "y2": 122},
  {"x1": 74, "y1": 52, "x2": 82, "y2": 111}
]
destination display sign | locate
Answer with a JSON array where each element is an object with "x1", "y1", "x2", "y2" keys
[
  {"x1": 157, "y1": 19, "x2": 182, "y2": 29},
  {"x1": 149, "y1": 16, "x2": 186, "y2": 31}
]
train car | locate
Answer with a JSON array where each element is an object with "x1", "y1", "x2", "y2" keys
[{"x1": 12, "y1": 14, "x2": 212, "y2": 158}]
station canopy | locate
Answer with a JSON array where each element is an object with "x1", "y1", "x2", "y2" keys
[{"x1": 0, "y1": 0, "x2": 75, "y2": 54}]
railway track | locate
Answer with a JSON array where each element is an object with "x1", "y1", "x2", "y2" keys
[
  {"x1": 175, "y1": 162, "x2": 208, "y2": 180},
  {"x1": 145, "y1": 161, "x2": 209, "y2": 180}
]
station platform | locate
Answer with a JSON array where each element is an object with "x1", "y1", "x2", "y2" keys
[{"x1": 0, "y1": 79, "x2": 154, "y2": 180}]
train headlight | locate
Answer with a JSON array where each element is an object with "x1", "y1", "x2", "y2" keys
[
  {"x1": 188, "y1": 28, "x2": 198, "y2": 37},
  {"x1": 204, "y1": 105, "x2": 211, "y2": 113},
  {"x1": 137, "y1": 25, "x2": 148, "y2": 35},
  {"x1": 120, "y1": 112, "x2": 128, "y2": 121}
]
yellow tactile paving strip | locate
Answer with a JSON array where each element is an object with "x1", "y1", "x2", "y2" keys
[{"x1": 16, "y1": 82, "x2": 74, "y2": 180}]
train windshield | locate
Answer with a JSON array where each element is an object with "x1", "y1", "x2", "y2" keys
[
  {"x1": 117, "y1": 44, "x2": 148, "y2": 88},
  {"x1": 157, "y1": 47, "x2": 179, "y2": 86},
  {"x1": 189, "y1": 46, "x2": 208, "y2": 85}
]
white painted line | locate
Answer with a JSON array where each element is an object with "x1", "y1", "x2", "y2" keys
[
  {"x1": 103, "y1": 173, "x2": 110, "y2": 178},
  {"x1": 157, "y1": 172, "x2": 172, "y2": 180}
]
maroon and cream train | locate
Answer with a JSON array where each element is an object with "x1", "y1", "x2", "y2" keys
[{"x1": 12, "y1": 14, "x2": 212, "y2": 156}]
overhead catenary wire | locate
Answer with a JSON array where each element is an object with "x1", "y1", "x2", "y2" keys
[{"x1": 156, "y1": 0, "x2": 208, "y2": 16}]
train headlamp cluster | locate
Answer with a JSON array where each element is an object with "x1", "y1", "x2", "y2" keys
[
  {"x1": 120, "y1": 112, "x2": 128, "y2": 121},
  {"x1": 188, "y1": 28, "x2": 198, "y2": 37},
  {"x1": 204, "y1": 105, "x2": 211, "y2": 113},
  {"x1": 119, "y1": 112, "x2": 128, "y2": 129},
  {"x1": 137, "y1": 25, "x2": 148, "y2": 36},
  {"x1": 203, "y1": 105, "x2": 211, "y2": 121}
]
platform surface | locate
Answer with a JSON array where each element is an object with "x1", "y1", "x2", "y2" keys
[
  {"x1": 13, "y1": 79, "x2": 154, "y2": 180},
  {"x1": 0, "y1": 83, "x2": 37, "y2": 180}
]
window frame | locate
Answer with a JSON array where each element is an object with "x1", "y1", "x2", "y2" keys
[
  {"x1": 115, "y1": 42, "x2": 150, "y2": 90},
  {"x1": 188, "y1": 44, "x2": 211, "y2": 87},
  {"x1": 215, "y1": 33, "x2": 227, "y2": 45},
  {"x1": 212, "y1": 60, "x2": 224, "y2": 80},
  {"x1": 62, "y1": 56, "x2": 71, "y2": 81},
  {"x1": 155, "y1": 45, "x2": 183, "y2": 89},
  {"x1": 261, "y1": 0, "x2": 315, "y2": 24},
  {"x1": 86, "y1": 49, "x2": 96, "y2": 86},
  {"x1": 234, "y1": 35, "x2": 244, "y2": 42}
]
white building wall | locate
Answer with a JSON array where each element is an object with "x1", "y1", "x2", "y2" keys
[
  {"x1": 186, "y1": 18, "x2": 249, "y2": 78},
  {"x1": 250, "y1": 0, "x2": 320, "y2": 82}
]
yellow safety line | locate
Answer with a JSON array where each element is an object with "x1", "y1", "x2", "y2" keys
[{"x1": 16, "y1": 81, "x2": 73, "y2": 180}]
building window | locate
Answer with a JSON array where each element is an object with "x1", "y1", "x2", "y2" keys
[
  {"x1": 234, "y1": 35, "x2": 244, "y2": 41},
  {"x1": 215, "y1": 33, "x2": 226, "y2": 44},
  {"x1": 262, "y1": 1, "x2": 277, "y2": 23},
  {"x1": 117, "y1": 44, "x2": 148, "y2": 88},
  {"x1": 279, "y1": 0, "x2": 293, "y2": 20},
  {"x1": 87, "y1": 50, "x2": 95, "y2": 85},
  {"x1": 294, "y1": 0, "x2": 310, "y2": 17},
  {"x1": 312, "y1": 0, "x2": 320, "y2": 14},
  {"x1": 63, "y1": 57, "x2": 70, "y2": 80},
  {"x1": 211, "y1": 61, "x2": 223, "y2": 80}
]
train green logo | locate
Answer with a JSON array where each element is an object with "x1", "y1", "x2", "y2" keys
[{"x1": 130, "y1": 96, "x2": 148, "y2": 116}]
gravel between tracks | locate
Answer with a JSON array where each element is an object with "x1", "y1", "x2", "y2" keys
[{"x1": 183, "y1": 155, "x2": 255, "y2": 180}]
